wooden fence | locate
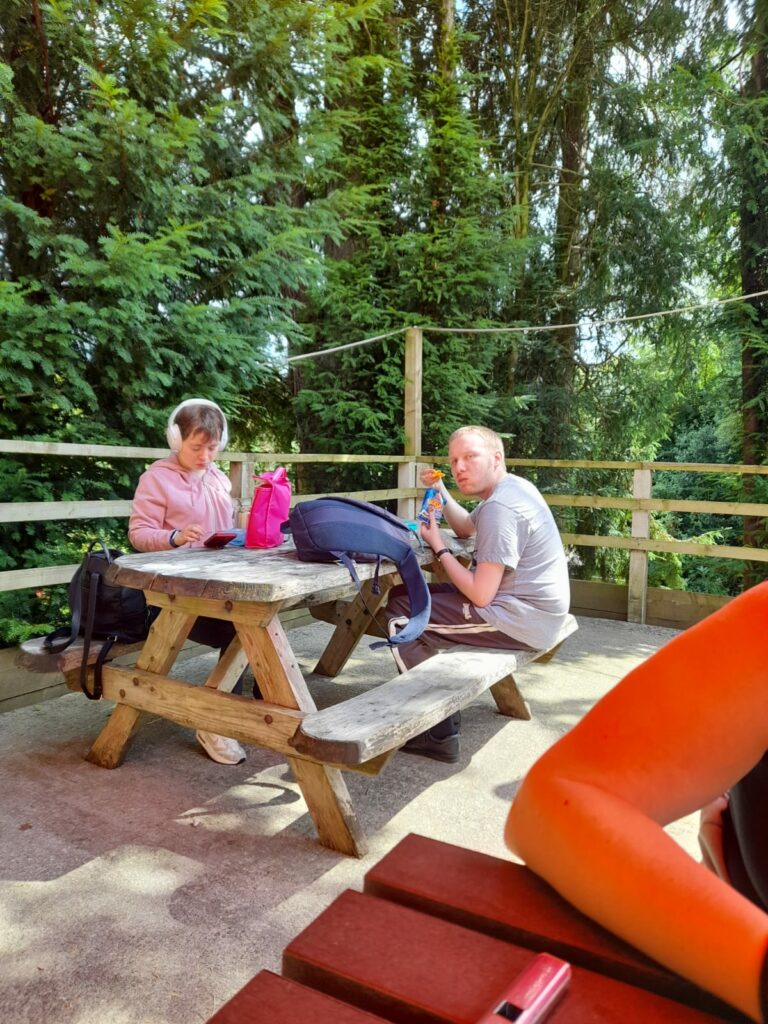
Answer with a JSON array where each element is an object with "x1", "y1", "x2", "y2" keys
[
  {"x1": 2, "y1": 437, "x2": 767, "y2": 629},
  {"x1": 2, "y1": 325, "x2": 767, "y2": 709}
]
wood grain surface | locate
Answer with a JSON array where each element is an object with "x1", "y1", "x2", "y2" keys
[{"x1": 105, "y1": 539, "x2": 447, "y2": 605}]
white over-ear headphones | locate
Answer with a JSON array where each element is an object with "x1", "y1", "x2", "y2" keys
[{"x1": 166, "y1": 398, "x2": 229, "y2": 452}]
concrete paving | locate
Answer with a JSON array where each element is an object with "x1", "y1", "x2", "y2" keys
[{"x1": 0, "y1": 615, "x2": 699, "y2": 1024}]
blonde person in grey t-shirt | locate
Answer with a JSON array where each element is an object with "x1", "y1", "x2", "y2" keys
[{"x1": 385, "y1": 425, "x2": 572, "y2": 763}]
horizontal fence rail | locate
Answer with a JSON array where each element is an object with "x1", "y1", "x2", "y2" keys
[{"x1": 2, "y1": 442, "x2": 767, "y2": 627}]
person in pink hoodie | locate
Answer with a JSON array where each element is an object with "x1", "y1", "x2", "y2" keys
[{"x1": 129, "y1": 398, "x2": 248, "y2": 766}]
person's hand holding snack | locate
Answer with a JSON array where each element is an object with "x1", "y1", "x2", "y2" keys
[{"x1": 420, "y1": 509, "x2": 445, "y2": 551}]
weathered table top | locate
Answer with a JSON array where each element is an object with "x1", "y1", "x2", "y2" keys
[{"x1": 106, "y1": 537, "x2": 455, "y2": 605}]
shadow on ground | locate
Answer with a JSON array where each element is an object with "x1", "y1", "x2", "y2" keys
[{"x1": 0, "y1": 615, "x2": 695, "y2": 1024}]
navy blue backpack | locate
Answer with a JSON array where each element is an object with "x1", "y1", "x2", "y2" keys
[{"x1": 287, "y1": 497, "x2": 431, "y2": 647}]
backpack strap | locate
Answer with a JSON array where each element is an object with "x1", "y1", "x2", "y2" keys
[
  {"x1": 372, "y1": 555, "x2": 381, "y2": 595},
  {"x1": 370, "y1": 547, "x2": 432, "y2": 649},
  {"x1": 44, "y1": 564, "x2": 84, "y2": 653},
  {"x1": 43, "y1": 539, "x2": 112, "y2": 653},
  {"x1": 333, "y1": 551, "x2": 361, "y2": 589},
  {"x1": 79, "y1": 569, "x2": 103, "y2": 700},
  {"x1": 90, "y1": 636, "x2": 117, "y2": 702},
  {"x1": 334, "y1": 551, "x2": 392, "y2": 639},
  {"x1": 333, "y1": 551, "x2": 382, "y2": 595}
]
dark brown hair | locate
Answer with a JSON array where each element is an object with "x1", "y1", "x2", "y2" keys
[{"x1": 175, "y1": 403, "x2": 225, "y2": 443}]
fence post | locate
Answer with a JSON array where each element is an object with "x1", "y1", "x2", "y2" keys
[
  {"x1": 398, "y1": 327, "x2": 423, "y2": 519},
  {"x1": 627, "y1": 468, "x2": 651, "y2": 623},
  {"x1": 228, "y1": 457, "x2": 254, "y2": 529}
]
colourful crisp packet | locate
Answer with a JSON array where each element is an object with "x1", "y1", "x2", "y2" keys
[{"x1": 417, "y1": 472, "x2": 445, "y2": 524}]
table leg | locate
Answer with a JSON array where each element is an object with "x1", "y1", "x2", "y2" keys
[
  {"x1": 238, "y1": 615, "x2": 367, "y2": 856},
  {"x1": 204, "y1": 634, "x2": 249, "y2": 694},
  {"x1": 490, "y1": 674, "x2": 531, "y2": 720},
  {"x1": 85, "y1": 703, "x2": 145, "y2": 769},
  {"x1": 238, "y1": 616, "x2": 315, "y2": 710},
  {"x1": 288, "y1": 756, "x2": 368, "y2": 858},
  {"x1": 314, "y1": 576, "x2": 397, "y2": 678},
  {"x1": 86, "y1": 606, "x2": 196, "y2": 768}
]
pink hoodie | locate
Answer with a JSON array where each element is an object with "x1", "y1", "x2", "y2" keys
[{"x1": 129, "y1": 456, "x2": 234, "y2": 552}]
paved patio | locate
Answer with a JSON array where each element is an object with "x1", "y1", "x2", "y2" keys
[{"x1": 0, "y1": 615, "x2": 698, "y2": 1024}]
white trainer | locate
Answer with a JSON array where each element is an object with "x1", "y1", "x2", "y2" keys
[{"x1": 196, "y1": 731, "x2": 246, "y2": 765}]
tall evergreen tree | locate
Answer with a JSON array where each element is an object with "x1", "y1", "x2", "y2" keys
[
  {"x1": 461, "y1": 0, "x2": 709, "y2": 459},
  {"x1": 0, "y1": 0, "x2": 369, "y2": 637},
  {"x1": 292, "y1": 0, "x2": 529, "y2": 493},
  {"x1": 734, "y1": 1, "x2": 768, "y2": 563}
]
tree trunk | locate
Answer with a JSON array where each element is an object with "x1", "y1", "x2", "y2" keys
[
  {"x1": 548, "y1": 8, "x2": 594, "y2": 457},
  {"x1": 740, "y1": 7, "x2": 768, "y2": 583}
]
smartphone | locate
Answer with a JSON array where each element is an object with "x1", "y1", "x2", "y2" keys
[
  {"x1": 203, "y1": 532, "x2": 238, "y2": 549},
  {"x1": 476, "y1": 954, "x2": 571, "y2": 1024}
]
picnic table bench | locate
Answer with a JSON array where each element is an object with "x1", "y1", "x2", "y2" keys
[
  {"x1": 17, "y1": 635, "x2": 145, "y2": 677},
  {"x1": 207, "y1": 832, "x2": 745, "y2": 1023},
  {"x1": 290, "y1": 615, "x2": 578, "y2": 765}
]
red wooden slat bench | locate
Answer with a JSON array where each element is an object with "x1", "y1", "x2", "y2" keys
[{"x1": 207, "y1": 833, "x2": 746, "y2": 1024}]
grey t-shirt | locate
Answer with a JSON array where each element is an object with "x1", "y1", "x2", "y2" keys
[{"x1": 469, "y1": 474, "x2": 570, "y2": 649}]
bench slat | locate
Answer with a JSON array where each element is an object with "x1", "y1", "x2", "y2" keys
[
  {"x1": 289, "y1": 648, "x2": 536, "y2": 765},
  {"x1": 16, "y1": 635, "x2": 145, "y2": 675},
  {"x1": 289, "y1": 615, "x2": 577, "y2": 765},
  {"x1": 283, "y1": 889, "x2": 727, "y2": 1024},
  {"x1": 363, "y1": 834, "x2": 744, "y2": 1020},
  {"x1": 207, "y1": 970, "x2": 390, "y2": 1024}
]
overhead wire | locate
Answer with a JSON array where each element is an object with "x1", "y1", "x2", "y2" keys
[{"x1": 285, "y1": 288, "x2": 768, "y2": 364}]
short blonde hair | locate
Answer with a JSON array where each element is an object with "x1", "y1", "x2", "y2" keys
[{"x1": 448, "y1": 425, "x2": 505, "y2": 457}]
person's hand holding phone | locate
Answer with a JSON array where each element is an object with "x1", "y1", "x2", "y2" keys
[{"x1": 177, "y1": 523, "x2": 205, "y2": 545}]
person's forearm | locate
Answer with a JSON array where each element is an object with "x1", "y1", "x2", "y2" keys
[
  {"x1": 506, "y1": 772, "x2": 768, "y2": 1022},
  {"x1": 432, "y1": 550, "x2": 481, "y2": 602},
  {"x1": 504, "y1": 583, "x2": 768, "y2": 1021},
  {"x1": 128, "y1": 522, "x2": 175, "y2": 552},
  {"x1": 438, "y1": 484, "x2": 474, "y2": 537},
  {"x1": 431, "y1": 552, "x2": 502, "y2": 607}
]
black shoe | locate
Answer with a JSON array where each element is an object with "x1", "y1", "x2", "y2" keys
[{"x1": 401, "y1": 729, "x2": 460, "y2": 764}]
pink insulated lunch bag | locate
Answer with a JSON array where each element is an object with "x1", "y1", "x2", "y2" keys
[{"x1": 245, "y1": 466, "x2": 292, "y2": 548}]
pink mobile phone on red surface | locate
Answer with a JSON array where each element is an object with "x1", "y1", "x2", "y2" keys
[
  {"x1": 203, "y1": 532, "x2": 237, "y2": 549},
  {"x1": 476, "y1": 954, "x2": 571, "y2": 1024}
]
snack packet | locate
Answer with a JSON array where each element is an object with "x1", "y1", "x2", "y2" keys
[{"x1": 417, "y1": 471, "x2": 445, "y2": 524}]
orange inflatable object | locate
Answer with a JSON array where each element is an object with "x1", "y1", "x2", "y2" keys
[{"x1": 505, "y1": 581, "x2": 768, "y2": 1021}]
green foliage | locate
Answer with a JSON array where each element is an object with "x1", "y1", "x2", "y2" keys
[
  {"x1": 2, "y1": 0, "x2": 767, "y2": 645},
  {"x1": 1, "y1": 0, "x2": 378, "y2": 438},
  {"x1": 292, "y1": 3, "x2": 531, "y2": 492},
  {"x1": 0, "y1": 0, "x2": 376, "y2": 640}
]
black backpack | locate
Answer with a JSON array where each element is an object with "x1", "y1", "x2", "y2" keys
[
  {"x1": 44, "y1": 540, "x2": 150, "y2": 700},
  {"x1": 287, "y1": 497, "x2": 431, "y2": 647}
]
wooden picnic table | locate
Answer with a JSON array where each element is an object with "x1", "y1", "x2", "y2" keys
[
  {"x1": 93, "y1": 540, "x2": 443, "y2": 857},
  {"x1": 58, "y1": 537, "x2": 576, "y2": 857}
]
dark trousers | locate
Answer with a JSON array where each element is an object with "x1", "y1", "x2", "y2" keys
[
  {"x1": 724, "y1": 751, "x2": 768, "y2": 911},
  {"x1": 385, "y1": 583, "x2": 532, "y2": 738},
  {"x1": 385, "y1": 582, "x2": 532, "y2": 672},
  {"x1": 147, "y1": 608, "x2": 246, "y2": 695}
]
